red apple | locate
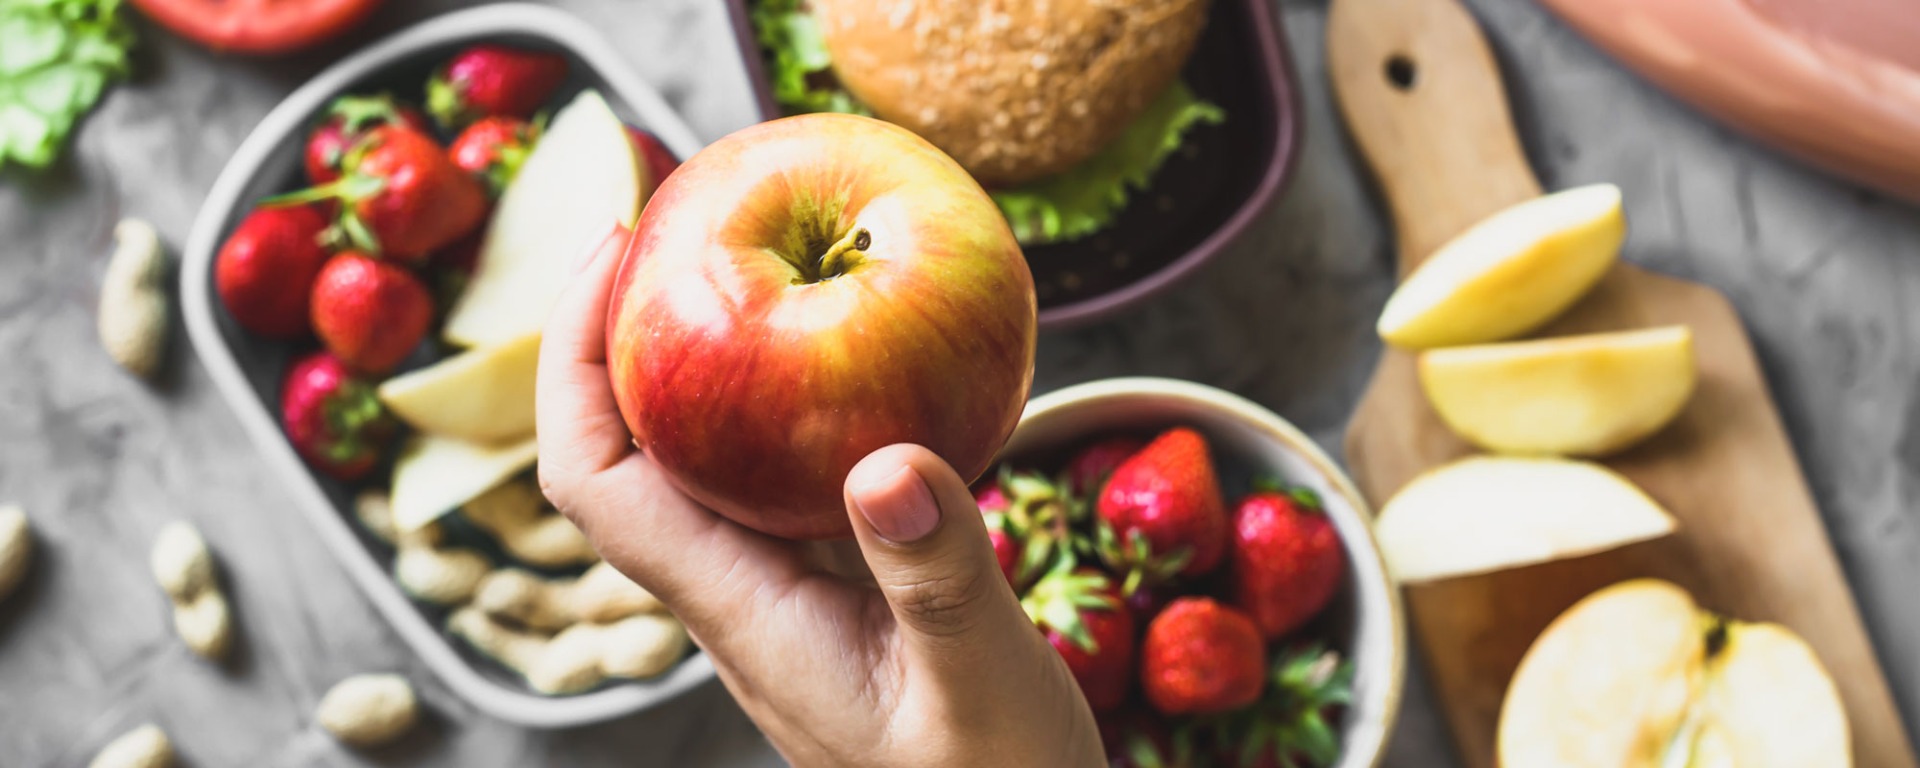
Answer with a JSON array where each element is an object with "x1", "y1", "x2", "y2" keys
[{"x1": 605, "y1": 114, "x2": 1037, "y2": 540}]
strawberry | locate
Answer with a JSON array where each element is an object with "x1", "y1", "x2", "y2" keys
[
  {"x1": 1221, "y1": 647, "x2": 1352, "y2": 768},
  {"x1": 427, "y1": 44, "x2": 569, "y2": 128},
  {"x1": 449, "y1": 115, "x2": 539, "y2": 197},
  {"x1": 276, "y1": 124, "x2": 488, "y2": 263},
  {"x1": 1065, "y1": 436, "x2": 1145, "y2": 497},
  {"x1": 993, "y1": 468, "x2": 1088, "y2": 588},
  {"x1": 1228, "y1": 484, "x2": 1345, "y2": 641},
  {"x1": 1023, "y1": 564, "x2": 1136, "y2": 713},
  {"x1": 304, "y1": 94, "x2": 431, "y2": 186},
  {"x1": 427, "y1": 228, "x2": 484, "y2": 315},
  {"x1": 1140, "y1": 597, "x2": 1265, "y2": 716},
  {"x1": 626, "y1": 125, "x2": 680, "y2": 184},
  {"x1": 309, "y1": 252, "x2": 433, "y2": 375},
  {"x1": 1099, "y1": 709, "x2": 1195, "y2": 768},
  {"x1": 281, "y1": 351, "x2": 393, "y2": 481},
  {"x1": 1096, "y1": 428, "x2": 1229, "y2": 587},
  {"x1": 974, "y1": 482, "x2": 1023, "y2": 587},
  {"x1": 214, "y1": 204, "x2": 334, "y2": 338}
]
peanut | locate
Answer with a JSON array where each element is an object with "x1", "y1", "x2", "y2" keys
[
  {"x1": 461, "y1": 478, "x2": 595, "y2": 568},
  {"x1": 0, "y1": 505, "x2": 31, "y2": 601},
  {"x1": 316, "y1": 674, "x2": 418, "y2": 748},
  {"x1": 97, "y1": 219, "x2": 169, "y2": 380},
  {"x1": 150, "y1": 522, "x2": 230, "y2": 660},
  {"x1": 88, "y1": 724, "x2": 173, "y2": 768},
  {"x1": 448, "y1": 608, "x2": 689, "y2": 695},
  {"x1": 358, "y1": 491, "x2": 489, "y2": 605},
  {"x1": 473, "y1": 562, "x2": 662, "y2": 631}
]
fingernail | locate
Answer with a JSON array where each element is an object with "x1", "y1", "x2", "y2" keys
[{"x1": 853, "y1": 465, "x2": 941, "y2": 543}]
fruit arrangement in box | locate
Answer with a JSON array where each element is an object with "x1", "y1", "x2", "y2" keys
[
  {"x1": 981, "y1": 427, "x2": 1356, "y2": 768},
  {"x1": 208, "y1": 40, "x2": 692, "y2": 695}
]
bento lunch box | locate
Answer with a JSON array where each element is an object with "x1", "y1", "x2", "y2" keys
[{"x1": 179, "y1": 3, "x2": 717, "y2": 728}]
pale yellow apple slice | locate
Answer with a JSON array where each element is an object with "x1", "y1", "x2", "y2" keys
[
  {"x1": 1374, "y1": 456, "x2": 1676, "y2": 583},
  {"x1": 390, "y1": 432, "x2": 539, "y2": 532},
  {"x1": 1697, "y1": 622, "x2": 1851, "y2": 767},
  {"x1": 1378, "y1": 183, "x2": 1625, "y2": 349},
  {"x1": 444, "y1": 89, "x2": 648, "y2": 348},
  {"x1": 1419, "y1": 325, "x2": 1696, "y2": 456},
  {"x1": 1499, "y1": 579, "x2": 1850, "y2": 768},
  {"x1": 1498, "y1": 579, "x2": 1702, "y2": 768},
  {"x1": 377, "y1": 332, "x2": 541, "y2": 444}
]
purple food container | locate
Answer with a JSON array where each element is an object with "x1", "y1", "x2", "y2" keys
[{"x1": 724, "y1": 1, "x2": 1303, "y2": 330}]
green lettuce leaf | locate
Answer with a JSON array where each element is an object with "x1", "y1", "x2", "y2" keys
[
  {"x1": 747, "y1": 0, "x2": 1222, "y2": 245},
  {"x1": 0, "y1": 0, "x2": 134, "y2": 169},
  {"x1": 992, "y1": 82, "x2": 1223, "y2": 245},
  {"x1": 751, "y1": 0, "x2": 867, "y2": 116}
]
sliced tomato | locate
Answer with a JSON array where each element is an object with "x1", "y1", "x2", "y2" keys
[{"x1": 130, "y1": 0, "x2": 385, "y2": 55}]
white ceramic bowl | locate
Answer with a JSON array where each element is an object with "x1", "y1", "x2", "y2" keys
[
  {"x1": 1004, "y1": 378, "x2": 1406, "y2": 767},
  {"x1": 179, "y1": 4, "x2": 715, "y2": 728}
]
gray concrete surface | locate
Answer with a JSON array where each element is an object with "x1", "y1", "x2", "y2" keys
[{"x1": 1, "y1": 0, "x2": 1915, "y2": 765}]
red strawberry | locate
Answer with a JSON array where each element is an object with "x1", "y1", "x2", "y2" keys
[
  {"x1": 1023, "y1": 565, "x2": 1136, "y2": 713},
  {"x1": 973, "y1": 481, "x2": 1022, "y2": 586},
  {"x1": 1229, "y1": 485, "x2": 1345, "y2": 640},
  {"x1": 304, "y1": 94, "x2": 431, "y2": 186},
  {"x1": 625, "y1": 125, "x2": 680, "y2": 185},
  {"x1": 427, "y1": 44, "x2": 569, "y2": 128},
  {"x1": 993, "y1": 468, "x2": 1087, "y2": 588},
  {"x1": 214, "y1": 204, "x2": 333, "y2": 338},
  {"x1": 1140, "y1": 597, "x2": 1265, "y2": 716},
  {"x1": 1066, "y1": 436, "x2": 1145, "y2": 496},
  {"x1": 1222, "y1": 647, "x2": 1352, "y2": 768},
  {"x1": 278, "y1": 125, "x2": 488, "y2": 263},
  {"x1": 281, "y1": 351, "x2": 394, "y2": 481},
  {"x1": 449, "y1": 115, "x2": 539, "y2": 197},
  {"x1": 309, "y1": 252, "x2": 433, "y2": 375},
  {"x1": 1096, "y1": 428, "x2": 1229, "y2": 585}
]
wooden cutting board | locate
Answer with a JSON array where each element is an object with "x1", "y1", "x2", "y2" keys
[{"x1": 1324, "y1": 0, "x2": 1920, "y2": 765}]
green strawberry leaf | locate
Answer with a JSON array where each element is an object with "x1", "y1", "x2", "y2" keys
[{"x1": 0, "y1": 0, "x2": 134, "y2": 170}]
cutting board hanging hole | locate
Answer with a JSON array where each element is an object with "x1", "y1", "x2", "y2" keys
[{"x1": 1386, "y1": 55, "x2": 1417, "y2": 90}]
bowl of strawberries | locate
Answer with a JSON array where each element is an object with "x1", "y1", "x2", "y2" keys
[
  {"x1": 180, "y1": 4, "x2": 716, "y2": 727},
  {"x1": 986, "y1": 378, "x2": 1404, "y2": 767}
]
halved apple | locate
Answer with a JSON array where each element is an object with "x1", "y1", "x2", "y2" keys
[
  {"x1": 1378, "y1": 183, "x2": 1624, "y2": 349},
  {"x1": 390, "y1": 432, "x2": 539, "y2": 531},
  {"x1": 1499, "y1": 579, "x2": 1849, "y2": 768},
  {"x1": 443, "y1": 89, "x2": 649, "y2": 348},
  {"x1": 1374, "y1": 456, "x2": 1676, "y2": 583},
  {"x1": 1419, "y1": 325, "x2": 1696, "y2": 456},
  {"x1": 377, "y1": 332, "x2": 541, "y2": 445}
]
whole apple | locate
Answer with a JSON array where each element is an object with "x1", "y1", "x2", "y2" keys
[{"x1": 605, "y1": 114, "x2": 1037, "y2": 540}]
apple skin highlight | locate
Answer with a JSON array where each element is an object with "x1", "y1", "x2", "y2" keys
[{"x1": 606, "y1": 114, "x2": 1038, "y2": 540}]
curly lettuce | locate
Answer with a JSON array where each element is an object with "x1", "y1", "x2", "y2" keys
[
  {"x1": 991, "y1": 83, "x2": 1223, "y2": 245},
  {"x1": 0, "y1": 0, "x2": 134, "y2": 169},
  {"x1": 748, "y1": 0, "x2": 1222, "y2": 245},
  {"x1": 751, "y1": 0, "x2": 867, "y2": 116}
]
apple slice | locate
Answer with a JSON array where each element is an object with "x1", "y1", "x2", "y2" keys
[
  {"x1": 1374, "y1": 456, "x2": 1676, "y2": 583},
  {"x1": 1419, "y1": 325, "x2": 1696, "y2": 456},
  {"x1": 1499, "y1": 579, "x2": 1849, "y2": 768},
  {"x1": 377, "y1": 332, "x2": 540, "y2": 444},
  {"x1": 1377, "y1": 183, "x2": 1624, "y2": 349},
  {"x1": 390, "y1": 432, "x2": 538, "y2": 532},
  {"x1": 443, "y1": 89, "x2": 649, "y2": 348}
]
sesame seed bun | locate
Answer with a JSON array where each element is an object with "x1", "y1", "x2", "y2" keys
[{"x1": 811, "y1": 0, "x2": 1210, "y2": 188}]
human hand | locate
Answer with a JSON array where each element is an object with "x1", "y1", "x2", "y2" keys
[{"x1": 536, "y1": 225, "x2": 1104, "y2": 768}]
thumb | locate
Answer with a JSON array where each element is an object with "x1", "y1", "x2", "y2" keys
[{"x1": 844, "y1": 444, "x2": 1029, "y2": 657}]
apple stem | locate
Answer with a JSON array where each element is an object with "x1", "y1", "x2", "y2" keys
[{"x1": 818, "y1": 227, "x2": 871, "y2": 279}]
